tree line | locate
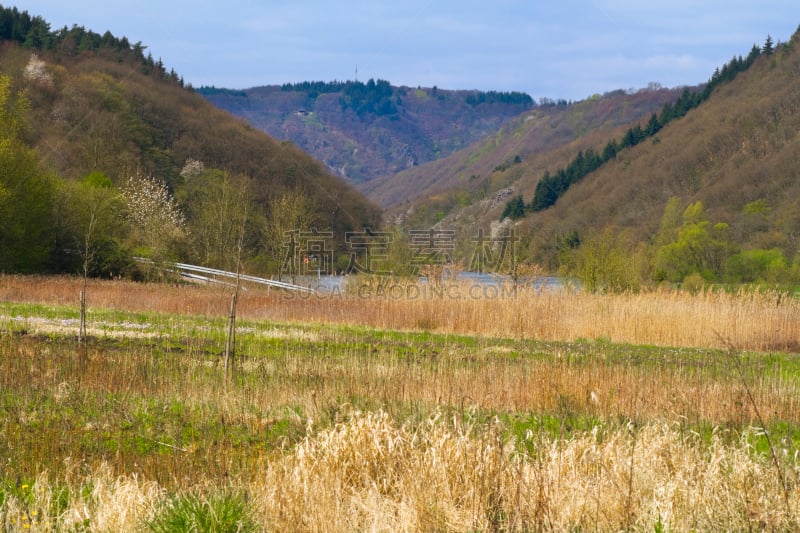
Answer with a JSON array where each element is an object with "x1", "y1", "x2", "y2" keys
[
  {"x1": 280, "y1": 79, "x2": 400, "y2": 117},
  {"x1": 196, "y1": 86, "x2": 248, "y2": 97},
  {"x1": 502, "y1": 35, "x2": 776, "y2": 220},
  {"x1": 281, "y1": 79, "x2": 534, "y2": 111},
  {"x1": 281, "y1": 80, "x2": 351, "y2": 96},
  {"x1": 557, "y1": 198, "x2": 800, "y2": 292},
  {"x1": 338, "y1": 78, "x2": 398, "y2": 117},
  {"x1": 465, "y1": 90, "x2": 533, "y2": 107},
  {"x1": 0, "y1": 5, "x2": 184, "y2": 86}
]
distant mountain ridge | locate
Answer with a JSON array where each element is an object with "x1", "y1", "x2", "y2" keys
[{"x1": 199, "y1": 80, "x2": 536, "y2": 183}]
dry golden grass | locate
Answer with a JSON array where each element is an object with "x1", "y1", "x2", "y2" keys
[
  {"x1": 1, "y1": 274, "x2": 798, "y2": 352},
  {"x1": 3, "y1": 412, "x2": 799, "y2": 532},
  {"x1": 4, "y1": 275, "x2": 800, "y2": 430},
  {"x1": 1, "y1": 464, "x2": 163, "y2": 532},
  {"x1": 2, "y1": 274, "x2": 800, "y2": 531},
  {"x1": 253, "y1": 411, "x2": 800, "y2": 532}
]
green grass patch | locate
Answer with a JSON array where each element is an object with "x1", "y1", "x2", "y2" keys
[{"x1": 145, "y1": 491, "x2": 258, "y2": 533}]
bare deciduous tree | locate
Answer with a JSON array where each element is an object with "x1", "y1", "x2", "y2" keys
[
  {"x1": 179, "y1": 168, "x2": 251, "y2": 272},
  {"x1": 73, "y1": 173, "x2": 121, "y2": 344},
  {"x1": 261, "y1": 187, "x2": 319, "y2": 283}
]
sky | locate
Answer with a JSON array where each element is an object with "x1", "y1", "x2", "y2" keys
[{"x1": 15, "y1": 1, "x2": 800, "y2": 101}]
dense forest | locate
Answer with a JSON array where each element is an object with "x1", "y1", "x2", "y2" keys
[
  {"x1": 0, "y1": 5, "x2": 380, "y2": 278},
  {"x1": 276, "y1": 79, "x2": 534, "y2": 109},
  {"x1": 465, "y1": 90, "x2": 533, "y2": 107}
]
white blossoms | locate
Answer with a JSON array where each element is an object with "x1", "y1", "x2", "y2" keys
[
  {"x1": 23, "y1": 53, "x2": 53, "y2": 87},
  {"x1": 180, "y1": 158, "x2": 205, "y2": 179},
  {"x1": 121, "y1": 175, "x2": 186, "y2": 245}
]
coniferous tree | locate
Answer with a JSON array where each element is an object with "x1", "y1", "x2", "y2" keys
[
  {"x1": 763, "y1": 34, "x2": 774, "y2": 55},
  {"x1": 747, "y1": 44, "x2": 761, "y2": 64},
  {"x1": 22, "y1": 16, "x2": 50, "y2": 49},
  {"x1": 645, "y1": 113, "x2": 662, "y2": 136},
  {"x1": 501, "y1": 195, "x2": 526, "y2": 220},
  {"x1": 602, "y1": 139, "x2": 618, "y2": 161}
]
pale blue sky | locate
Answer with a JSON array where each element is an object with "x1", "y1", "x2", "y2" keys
[{"x1": 16, "y1": 1, "x2": 800, "y2": 100}]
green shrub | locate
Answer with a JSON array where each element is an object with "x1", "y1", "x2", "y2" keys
[
  {"x1": 145, "y1": 491, "x2": 258, "y2": 533},
  {"x1": 725, "y1": 248, "x2": 788, "y2": 283}
]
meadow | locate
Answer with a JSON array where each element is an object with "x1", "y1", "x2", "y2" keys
[{"x1": 1, "y1": 274, "x2": 799, "y2": 531}]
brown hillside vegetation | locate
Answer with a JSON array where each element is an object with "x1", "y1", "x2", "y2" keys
[
  {"x1": 365, "y1": 86, "x2": 684, "y2": 212},
  {"x1": 516, "y1": 32, "x2": 800, "y2": 270},
  {"x1": 0, "y1": 40, "x2": 380, "y2": 240}
]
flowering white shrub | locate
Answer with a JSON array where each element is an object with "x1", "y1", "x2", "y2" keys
[
  {"x1": 180, "y1": 158, "x2": 205, "y2": 179},
  {"x1": 121, "y1": 175, "x2": 186, "y2": 257},
  {"x1": 23, "y1": 53, "x2": 53, "y2": 87},
  {"x1": 490, "y1": 217, "x2": 514, "y2": 241}
]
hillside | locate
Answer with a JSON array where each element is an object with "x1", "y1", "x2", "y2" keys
[
  {"x1": 0, "y1": 7, "x2": 380, "y2": 275},
  {"x1": 365, "y1": 86, "x2": 684, "y2": 213},
  {"x1": 199, "y1": 81, "x2": 534, "y2": 183},
  {"x1": 422, "y1": 30, "x2": 800, "y2": 287}
]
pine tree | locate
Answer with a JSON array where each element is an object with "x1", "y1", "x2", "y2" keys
[
  {"x1": 501, "y1": 195, "x2": 526, "y2": 220},
  {"x1": 763, "y1": 34, "x2": 774, "y2": 55},
  {"x1": 746, "y1": 44, "x2": 761, "y2": 64},
  {"x1": 645, "y1": 113, "x2": 662, "y2": 136}
]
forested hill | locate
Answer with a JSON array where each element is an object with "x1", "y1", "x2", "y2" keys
[
  {"x1": 0, "y1": 5, "x2": 380, "y2": 276},
  {"x1": 449, "y1": 30, "x2": 800, "y2": 288},
  {"x1": 198, "y1": 81, "x2": 535, "y2": 183},
  {"x1": 362, "y1": 29, "x2": 800, "y2": 289}
]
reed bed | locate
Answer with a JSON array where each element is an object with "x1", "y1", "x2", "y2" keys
[
  {"x1": 257, "y1": 410, "x2": 800, "y2": 532},
  {"x1": 2, "y1": 274, "x2": 800, "y2": 531},
  {"x1": 1, "y1": 274, "x2": 798, "y2": 351},
  {"x1": 2, "y1": 412, "x2": 799, "y2": 532}
]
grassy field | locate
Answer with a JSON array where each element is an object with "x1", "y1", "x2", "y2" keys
[{"x1": 1, "y1": 275, "x2": 799, "y2": 531}]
